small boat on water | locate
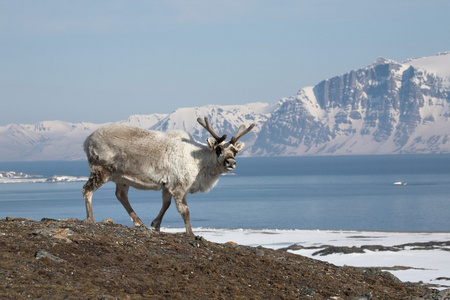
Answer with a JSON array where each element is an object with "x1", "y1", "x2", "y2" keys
[{"x1": 393, "y1": 181, "x2": 408, "y2": 186}]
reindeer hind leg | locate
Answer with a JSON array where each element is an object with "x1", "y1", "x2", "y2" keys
[
  {"x1": 82, "y1": 167, "x2": 109, "y2": 223},
  {"x1": 115, "y1": 183, "x2": 145, "y2": 227},
  {"x1": 151, "y1": 187, "x2": 172, "y2": 231}
]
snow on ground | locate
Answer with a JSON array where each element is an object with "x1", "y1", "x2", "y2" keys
[{"x1": 163, "y1": 228, "x2": 450, "y2": 290}]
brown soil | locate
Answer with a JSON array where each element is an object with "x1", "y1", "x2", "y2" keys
[{"x1": 0, "y1": 217, "x2": 445, "y2": 299}]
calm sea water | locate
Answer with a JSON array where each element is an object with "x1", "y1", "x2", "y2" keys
[{"x1": 1, "y1": 155, "x2": 449, "y2": 231}]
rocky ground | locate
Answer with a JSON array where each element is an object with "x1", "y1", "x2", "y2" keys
[{"x1": 1, "y1": 217, "x2": 449, "y2": 299}]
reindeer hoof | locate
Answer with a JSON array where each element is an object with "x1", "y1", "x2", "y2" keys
[{"x1": 150, "y1": 221, "x2": 161, "y2": 231}]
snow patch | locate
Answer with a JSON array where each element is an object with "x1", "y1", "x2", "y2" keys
[
  {"x1": 163, "y1": 228, "x2": 450, "y2": 289},
  {"x1": 0, "y1": 171, "x2": 88, "y2": 183}
]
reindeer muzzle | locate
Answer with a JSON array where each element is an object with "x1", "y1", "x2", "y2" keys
[{"x1": 225, "y1": 158, "x2": 236, "y2": 170}]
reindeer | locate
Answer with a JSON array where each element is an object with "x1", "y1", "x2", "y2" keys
[{"x1": 82, "y1": 117, "x2": 254, "y2": 237}]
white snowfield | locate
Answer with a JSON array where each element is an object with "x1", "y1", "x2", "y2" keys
[
  {"x1": 405, "y1": 51, "x2": 450, "y2": 81},
  {"x1": 164, "y1": 228, "x2": 450, "y2": 290}
]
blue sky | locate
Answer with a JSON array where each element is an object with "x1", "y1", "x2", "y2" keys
[{"x1": 1, "y1": 0, "x2": 449, "y2": 125}]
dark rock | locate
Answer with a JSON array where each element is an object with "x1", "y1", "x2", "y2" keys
[{"x1": 313, "y1": 246, "x2": 365, "y2": 256}]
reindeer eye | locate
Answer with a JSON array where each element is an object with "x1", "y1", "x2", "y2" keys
[{"x1": 215, "y1": 146, "x2": 223, "y2": 156}]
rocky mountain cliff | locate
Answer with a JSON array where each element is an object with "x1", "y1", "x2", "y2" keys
[
  {"x1": 1, "y1": 52, "x2": 449, "y2": 161},
  {"x1": 252, "y1": 52, "x2": 450, "y2": 156}
]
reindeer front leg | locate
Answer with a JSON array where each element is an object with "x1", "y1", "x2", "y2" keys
[{"x1": 173, "y1": 191, "x2": 195, "y2": 237}]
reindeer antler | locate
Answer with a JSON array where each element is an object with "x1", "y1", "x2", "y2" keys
[
  {"x1": 197, "y1": 117, "x2": 227, "y2": 143},
  {"x1": 230, "y1": 123, "x2": 255, "y2": 144}
]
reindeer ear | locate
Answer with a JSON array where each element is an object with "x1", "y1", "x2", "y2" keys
[
  {"x1": 206, "y1": 137, "x2": 217, "y2": 150},
  {"x1": 233, "y1": 141, "x2": 245, "y2": 153}
]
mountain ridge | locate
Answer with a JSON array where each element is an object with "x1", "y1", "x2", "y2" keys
[{"x1": 1, "y1": 52, "x2": 449, "y2": 161}]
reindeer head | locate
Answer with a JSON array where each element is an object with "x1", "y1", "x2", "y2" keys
[{"x1": 197, "y1": 117, "x2": 255, "y2": 171}]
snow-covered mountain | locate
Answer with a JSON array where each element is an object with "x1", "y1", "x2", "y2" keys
[
  {"x1": 1, "y1": 52, "x2": 449, "y2": 161},
  {"x1": 252, "y1": 52, "x2": 450, "y2": 156},
  {"x1": 0, "y1": 102, "x2": 275, "y2": 161},
  {"x1": 150, "y1": 103, "x2": 277, "y2": 156},
  {"x1": 0, "y1": 121, "x2": 104, "y2": 161}
]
